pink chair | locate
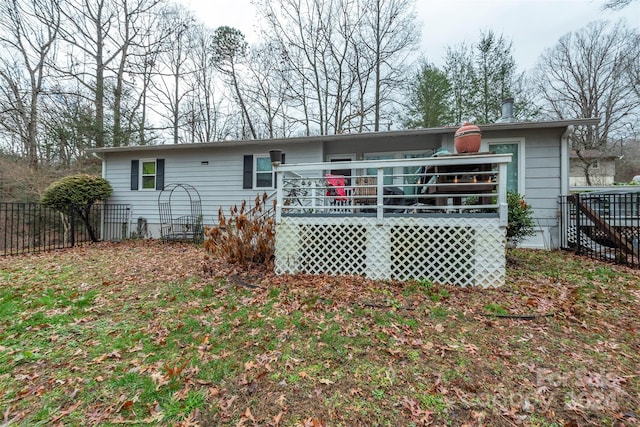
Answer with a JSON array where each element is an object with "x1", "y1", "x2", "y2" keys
[{"x1": 325, "y1": 174, "x2": 348, "y2": 202}]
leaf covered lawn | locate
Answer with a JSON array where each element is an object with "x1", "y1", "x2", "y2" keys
[{"x1": 0, "y1": 241, "x2": 639, "y2": 426}]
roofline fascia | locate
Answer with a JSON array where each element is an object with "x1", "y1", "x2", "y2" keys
[{"x1": 87, "y1": 118, "x2": 601, "y2": 155}]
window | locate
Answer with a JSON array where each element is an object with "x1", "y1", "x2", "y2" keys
[
  {"x1": 141, "y1": 160, "x2": 157, "y2": 189},
  {"x1": 482, "y1": 139, "x2": 524, "y2": 195},
  {"x1": 131, "y1": 159, "x2": 164, "y2": 191},
  {"x1": 364, "y1": 154, "x2": 394, "y2": 185},
  {"x1": 255, "y1": 156, "x2": 273, "y2": 188},
  {"x1": 403, "y1": 152, "x2": 433, "y2": 194},
  {"x1": 243, "y1": 154, "x2": 281, "y2": 189},
  {"x1": 362, "y1": 150, "x2": 434, "y2": 194}
]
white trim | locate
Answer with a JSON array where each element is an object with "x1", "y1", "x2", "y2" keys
[
  {"x1": 481, "y1": 137, "x2": 525, "y2": 195},
  {"x1": 327, "y1": 153, "x2": 356, "y2": 162},
  {"x1": 327, "y1": 154, "x2": 356, "y2": 177},
  {"x1": 139, "y1": 158, "x2": 157, "y2": 191},
  {"x1": 561, "y1": 126, "x2": 573, "y2": 196},
  {"x1": 362, "y1": 149, "x2": 436, "y2": 159}
]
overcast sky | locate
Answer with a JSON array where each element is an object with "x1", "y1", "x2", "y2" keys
[{"x1": 178, "y1": 0, "x2": 639, "y2": 71}]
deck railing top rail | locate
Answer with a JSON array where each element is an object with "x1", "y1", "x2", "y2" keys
[
  {"x1": 275, "y1": 153, "x2": 512, "y2": 172},
  {"x1": 274, "y1": 153, "x2": 512, "y2": 225}
]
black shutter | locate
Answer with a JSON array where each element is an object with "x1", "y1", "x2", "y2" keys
[
  {"x1": 155, "y1": 159, "x2": 165, "y2": 190},
  {"x1": 243, "y1": 155, "x2": 253, "y2": 189},
  {"x1": 130, "y1": 160, "x2": 139, "y2": 190}
]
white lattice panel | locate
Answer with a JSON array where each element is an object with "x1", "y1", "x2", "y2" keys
[{"x1": 275, "y1": 216, "x2": 506, "y2": 287}]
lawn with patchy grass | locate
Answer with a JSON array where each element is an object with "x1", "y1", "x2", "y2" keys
[{"x1": 0, "y1": 241, "x2": 639, "y2": 426}]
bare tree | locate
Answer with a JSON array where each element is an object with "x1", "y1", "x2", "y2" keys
[
  {"x1": 0, "y1": 0, "x2": 61, "y2": 169},
  {"x1": 212, "y1": 26, "x2": 257, "y2": 139},
  {"x1": 602, "y1": 0, "x2": 636, "y2": 9},
  {"x1": 255, "y1": 0, "x2": 419, "y2": 135},
  {"x1": 178, "y1": 25, "x2": 236, "y2": 143},
  {"x1": 534, "y1": 20, "x2": 640, "y2": 185},
  {"x1": 56, "y1": 0, "x2": 163, "y2": 148},
  {"x1": 243, "y1": 43, "x2": 294, "y2": 138},
  {"x1": 360, "y1": 0, "x2": 420, "y2": 130},
  {"x1": 110, "y1": 0, "x2": 163, "y2": 147},
  {"x1": 148, "y1": 5, "x2": 197, "y2": 144}
]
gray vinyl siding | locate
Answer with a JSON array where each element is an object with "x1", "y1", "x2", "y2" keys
[
  {"x1": 521, "y1": 130, "x2": 565, "y2": 248},
  {"x1": 103, "y1": 144, "x2": 322, "y2": 237},
  {"x1": 98, "y1": 124, "x2": 576, "y2": 247},
  {"x1": 523, "y1": 130, "x2": 562, "y2": 223},
  {"x1": 323, "y1": 133, "x2": 444, "y2": 158}
]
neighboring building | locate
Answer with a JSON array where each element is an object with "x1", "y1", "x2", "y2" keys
[
  {"x1": 569, "y1": 149, "x2": 618, "y2": 187},
  {"x1": 89, "y1": 117, "x2": 598, "y2": 250}
]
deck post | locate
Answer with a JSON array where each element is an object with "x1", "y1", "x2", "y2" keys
[
  {"x1": 376, "y1": 167, "x2": 384, "y2": 224},
  {"x1": 498, "y1": 162, "x2": 508, "y2": 227},
  {"x1": 275, "y1": 170, "x2": 283, "y2": 224}
]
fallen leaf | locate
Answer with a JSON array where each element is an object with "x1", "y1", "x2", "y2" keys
[
  {"x1": 273, "y1": 411, "x2": 284, "y2": 425},
  {"x1": 244, "y1": 407, "x2": 255, "y2": 421}
]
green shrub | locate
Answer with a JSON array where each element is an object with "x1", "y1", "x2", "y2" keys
[
  {"x1": 506, "y1": 191, "x2": 535, "y2": 246},
  {"x1": 41, "y1": 174, "x2": 112, "y2": 242}
]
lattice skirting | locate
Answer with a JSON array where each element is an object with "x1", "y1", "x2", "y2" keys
[{"x1": 274, "y1": 216, "x2": 506, "y2": 287}]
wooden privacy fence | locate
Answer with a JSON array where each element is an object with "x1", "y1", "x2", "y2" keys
[{"x1": 0, "y1": 202, "x2": 131, "y2": 256}]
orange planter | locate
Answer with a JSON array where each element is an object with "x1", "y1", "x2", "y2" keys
[{"x1": 454, "y1": 122, "x2": 481, "y2": 153}]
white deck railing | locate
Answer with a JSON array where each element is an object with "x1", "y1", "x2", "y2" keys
[{"x1": 274, "y1": 153, "x2": 512, "y2": 226}]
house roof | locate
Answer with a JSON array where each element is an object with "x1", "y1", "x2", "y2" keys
[
  {"x1": 88, "y1": 118, "x2": 600, "y2": 155},
  {"x1": 569, "y1": 149, "x2": 619, "y2": 159}
]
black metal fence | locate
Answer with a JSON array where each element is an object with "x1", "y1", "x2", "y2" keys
[
  {"x1": 1, "y1": 203, "x2": 131, "y2": 256},
  {"x1": 560, "y1": 193, "x2": 640, "y2": 268}
]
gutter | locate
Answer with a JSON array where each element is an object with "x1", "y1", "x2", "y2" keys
[
  {"x1": 560, "y1": 125, "x2": 574, "y2": 195},
  {"x1": 86, "y1": 118, "x2": 601, "y2": 155}
]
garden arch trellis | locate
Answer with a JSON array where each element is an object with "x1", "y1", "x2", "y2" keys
[{"x1": 158, "y1": 184, "x2": 203, "y2": 242}]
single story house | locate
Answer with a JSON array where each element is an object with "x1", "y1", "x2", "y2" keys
[
  {"x1": 569, "y1": 149, "x2": 619, "y2": 187},
  {"x1": 90, "y1": 117, "x2": 598, "y2": 251}
]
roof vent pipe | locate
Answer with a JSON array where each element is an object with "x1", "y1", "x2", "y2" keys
[{"x1": 497, "y1": 97, "x2": 514, "y2": 123}]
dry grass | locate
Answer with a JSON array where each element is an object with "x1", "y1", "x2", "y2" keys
[{"x1": 0, "y1": 241, "x2": 638, "y2": 426}]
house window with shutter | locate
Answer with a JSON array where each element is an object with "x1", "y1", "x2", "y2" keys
[
  {"x1": 131, "y1": 158, "x2": 165, "y2": 191},
  {"x1": 243, "y1": 154, "x2": 284, "y2": 189},
  {"x1": 255, "y1": 156, "x2": 273, "y2": 188},
  {"x1": 141, "y1": 160, "x2": 157, "y2": 189}
]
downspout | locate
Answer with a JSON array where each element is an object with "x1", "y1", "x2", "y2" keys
[
  {"x1": 560, "y1": 125, "x2": 574, "y2": 196},
  {"x1": 558, "y1": 125, "x2": 574, "y2": 250},
  {"x1": 92, "y1": 152, "x2": 106, "y2": 179}
]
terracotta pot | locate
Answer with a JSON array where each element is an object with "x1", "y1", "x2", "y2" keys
[{"x1": 454, "y1": 122, "x2": 481, "y2": 153}]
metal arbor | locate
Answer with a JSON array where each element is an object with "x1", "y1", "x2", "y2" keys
[{"x1": 157, "y1": 184, "x2": 203, "y2": 242}]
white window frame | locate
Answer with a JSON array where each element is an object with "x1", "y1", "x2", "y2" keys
[
  {"x1": 326, "y1": 154, "x2": 356, "y2": 180},
  {"x1": 481, "y1": 138, "x2": 525, "y2": 195},
  {"x1": 254, "y1": 154, "x2": 274, "y2": 189},
  {"x1": 140, "y1": 158, "x2": 157, "y2": 191}
]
